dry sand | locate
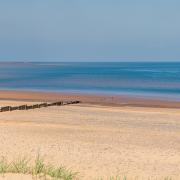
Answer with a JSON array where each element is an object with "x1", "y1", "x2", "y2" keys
[
  {"x1": 0, "y1": 174, "x2": 42, "y2": 180},
  {"x1": 0, "y1": 99, "x2": 180, "y2": 179}
]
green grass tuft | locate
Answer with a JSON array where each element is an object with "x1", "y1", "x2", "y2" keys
[{"x1": 0, "y1": 155, "x2": 78, "y2": 180}]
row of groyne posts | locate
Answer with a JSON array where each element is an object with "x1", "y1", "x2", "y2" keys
[{"x1": 0, "y1": 101, "x2": 80, "y2": 113}]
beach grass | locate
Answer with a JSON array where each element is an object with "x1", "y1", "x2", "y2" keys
[
  {"x1": 0, "y1": 156, "x2": 174, "y2": 180},
  {"x1": 0, "y1": 155, "x2": 78, "y2": 180}
]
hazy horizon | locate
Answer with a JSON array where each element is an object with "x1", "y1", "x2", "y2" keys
[
  {"x1": 0, "y1": 0, "x2": 180, "y2": 62},
  {"x1": 0, "y1": 60, "x2": 180, "y2": 63}
]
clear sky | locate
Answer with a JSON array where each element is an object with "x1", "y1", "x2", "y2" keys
[{"x1": 0, "y1": 0, "x2": 179, "y2": 61}]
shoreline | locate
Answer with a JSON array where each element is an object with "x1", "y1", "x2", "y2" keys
[{"x1": 0, "y1": 90, "x2": 180, "y2": 108}]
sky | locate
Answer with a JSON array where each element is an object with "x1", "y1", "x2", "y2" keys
[{"x1": 0, "y1": 0, "x2": 180, "y2": 62}]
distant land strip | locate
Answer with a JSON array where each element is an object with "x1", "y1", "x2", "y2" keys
[{"x1": 0, "y1": 101, "x2": 80, "y2": 113}]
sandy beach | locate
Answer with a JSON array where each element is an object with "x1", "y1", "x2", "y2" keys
[
  {"x1": 0, "y1": 91, "x2": 180, "y2": 179},
  {"x1": 1, "y1": 90, "x2": 180, "y2": 108}
]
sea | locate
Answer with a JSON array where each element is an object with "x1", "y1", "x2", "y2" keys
[{"x1": 0, "y1": 62, "x2": 180, "y2": 101}]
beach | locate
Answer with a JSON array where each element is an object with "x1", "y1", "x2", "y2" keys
[
  {"x1": 0, "y1": 91, "x2": 180, "y2": 179},
  {"x1": 1, "y1": 90, "x2": 180, "y2": 108}
]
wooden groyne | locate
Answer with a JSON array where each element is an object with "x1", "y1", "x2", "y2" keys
[{"x1": 0, "y1": 101, "x2": 80, "y2": 113}]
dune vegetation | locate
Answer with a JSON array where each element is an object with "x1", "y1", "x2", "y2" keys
[
  {"x1": 0, "y1": 155, "x2": 78, "y2": 180},
  {"x1": 0, "y1": 155, "x2": 174, "y2": 180}
]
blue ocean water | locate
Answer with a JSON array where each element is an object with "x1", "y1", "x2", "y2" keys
[{"x1": 0, "y1": 62, "x2": 180, "y2": 101}]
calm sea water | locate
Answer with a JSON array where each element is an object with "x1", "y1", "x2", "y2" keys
[{"x1": 0, "y1": 62, "x2": 180, "y2": 101}]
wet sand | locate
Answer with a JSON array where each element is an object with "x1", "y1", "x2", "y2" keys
[
  {"x1": 0, "y1": 94, "x2": 180, "y2": 179},
  {"x1": 1, "y1": 90, "x2": 180, "y2": 108}
]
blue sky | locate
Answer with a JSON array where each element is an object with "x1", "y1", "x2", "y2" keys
[{"x1": 0, "y1": 0, "x2": 179, "y2": 61}]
